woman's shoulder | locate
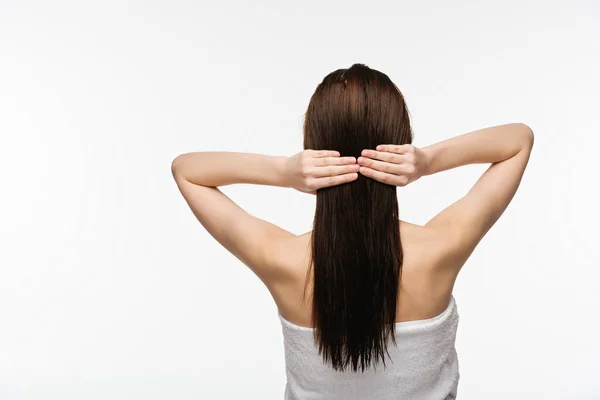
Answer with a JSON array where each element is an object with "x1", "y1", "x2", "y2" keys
[{"x1": 399, "y1": 219, "x2": 467, "y2": 293}]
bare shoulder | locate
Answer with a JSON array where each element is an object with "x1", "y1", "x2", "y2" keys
[
  {"x1": 261, "y1": 230, "x2": 313, "y2": 296},
  {"x1": 268, "y1": 231, "x2": 311, "y2": 274},
  {"x1": 399, "y1": 219, "x2": 450, "y2": 266},
  {"x1": 263, "y1": 231, "x2": 313, "y2": 321},
  {"x1": 398, "y1": 219, "x2": 464, "y2": 296}
]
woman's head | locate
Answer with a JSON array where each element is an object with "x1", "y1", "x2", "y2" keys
[
  {"x1": 302, "y1": 63, "x2": 412, "y2": 372},
  {"x1": 304, "y1": 63, "x2": 412, "y2": 158}
]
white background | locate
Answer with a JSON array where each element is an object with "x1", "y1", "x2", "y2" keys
[{"x1": 1, "y1": 1, "x2": 598, "y2": 399}]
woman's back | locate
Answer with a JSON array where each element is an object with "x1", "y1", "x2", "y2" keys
[
  {"x1": 270, "y1": 221, "x2": 462, "y2": 399},
  {"x1": 271, "y1": 220, "x2": 457, "y2": 331}
]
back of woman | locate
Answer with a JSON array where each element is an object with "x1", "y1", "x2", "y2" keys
[
  {"x1": 171, "y1": 63, "x2": 534, "y2": 399},
  {"x1": 274, "y1": 222, "x2": 460, "y2": 400}
]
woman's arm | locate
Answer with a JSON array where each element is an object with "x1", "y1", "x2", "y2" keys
[
  {"x1": 171, "y1": 152, "x2": 289, "y2": 188},
  {"x1": 171, "y1": 150, "x2": 358, "y2": 192},
  {"x1": 423, "y1": 123, "x2": 534, "y2": 275},
  {"x1": 357, "y1": 122, "x2": 534, "y2": 278},
  {"x1": 357, "y1": 123, "x2": 533, "y2": 186},
  {"x1": 171, "y1": 150, "x2": 358, "y2": 285},
  {"x1": 422, "y1": 123, "x2": 534, "y2": 175}
]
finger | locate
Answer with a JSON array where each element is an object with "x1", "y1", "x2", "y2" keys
[
  {"x1": 358, "y1": 166, "x2": 408, "y2": 186},
  {"x1": 311, "y1": 172, "x2": 358, "y2": 190},
  {"x1": 314, "y1": 156, "x2": 356, "y2": 166},
  {"x1": 310, "y1": 163, "x2": 360, "y2": 178},
  {"x1": 313, "y1": 150, "x2": 340, "y2": 158},
  {"x1": 375, "y1": 144, "x2": 414, "y2": 154},
  {"x1": 360, "y1": 149, "x2": 407, "y2": 164},
  {"x1": 357, "y1": 157, "x2": 408, "y2": 175}
]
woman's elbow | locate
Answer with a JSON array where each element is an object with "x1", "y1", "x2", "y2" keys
[
  {"x1": 171, "y1": 154, "x2": 186, "y2": 180},
  {"x1": 518, "y1": 123, "x2": 534, "y2": 150}
]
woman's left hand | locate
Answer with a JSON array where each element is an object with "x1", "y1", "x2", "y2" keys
[{"x1": 283, "y1": 150, "x2": 359, "y2": 194}]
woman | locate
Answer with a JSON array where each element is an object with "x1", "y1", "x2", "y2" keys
[{"x1": 171, "y1": 63, "x2": 534, "y2": 399}]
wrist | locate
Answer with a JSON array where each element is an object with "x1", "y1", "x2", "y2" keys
[
  {"x1": 421, "y1": 146, "x2": 436, "y2": 176},
  {"x1": 273, "y1": 155, "x2": 292, "y2": 188}
]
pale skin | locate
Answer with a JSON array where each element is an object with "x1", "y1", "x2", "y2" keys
[{"x1": 172, "y1": 123, "x2": 534, "y2": 327}]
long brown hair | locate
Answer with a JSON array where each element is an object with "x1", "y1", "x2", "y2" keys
[{"x1": 303, "y1": 63, "x2": 413, "y2": 372}]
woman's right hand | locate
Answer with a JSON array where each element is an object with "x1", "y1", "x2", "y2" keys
[{"x1": 357, "y1": 144, "x2": 429, "y2": 187}]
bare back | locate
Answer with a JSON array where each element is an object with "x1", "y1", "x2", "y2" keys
[{"x1": 270, "y1": 220, "x2": 457, "y2": 329}]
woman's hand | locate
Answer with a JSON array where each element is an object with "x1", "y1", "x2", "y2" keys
[
  {"x1": 357, "y1": 144, "x2": 429, "y2": 187},
  {"x1": 283, "y1": 150, "x2": 359, "y2": 194}
]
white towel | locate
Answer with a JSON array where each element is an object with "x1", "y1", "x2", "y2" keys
[{"x1": 278, "y1": 295, "x2": 460, "y2": 400}]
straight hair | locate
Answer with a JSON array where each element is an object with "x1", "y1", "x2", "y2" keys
[{"x1": 302, "y1": 63, "x2": 413, "y2": 372}]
